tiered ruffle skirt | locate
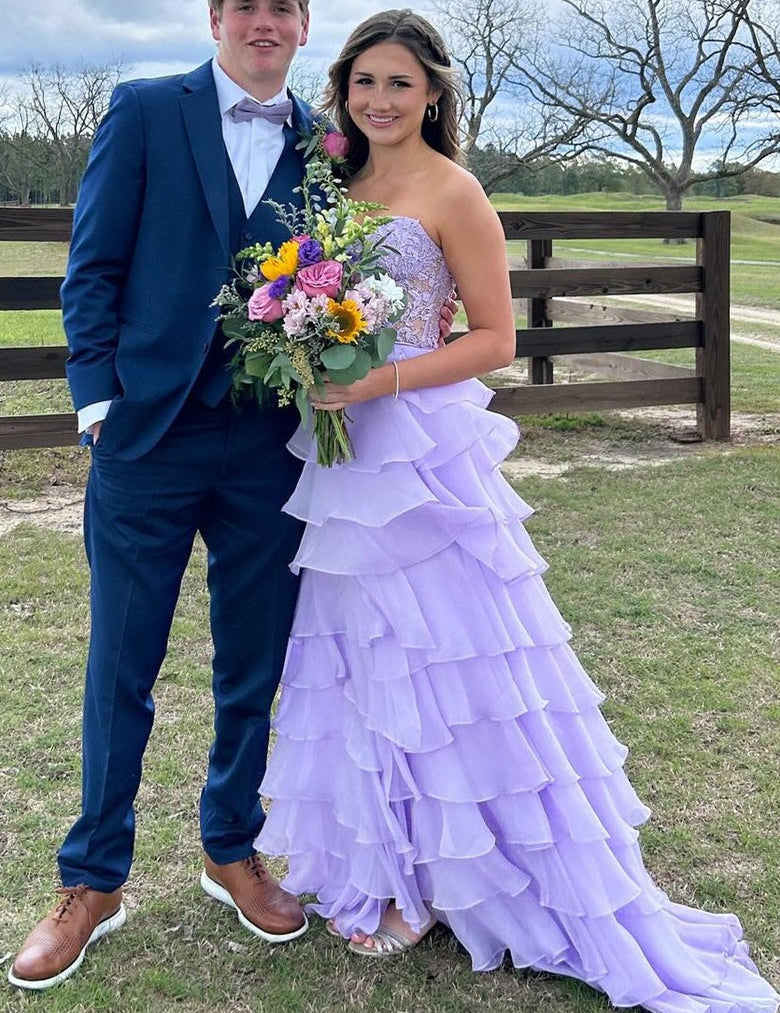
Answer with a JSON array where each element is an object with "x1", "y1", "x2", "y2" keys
[{"x1": 258, "y1": 354, "x2": 778, "y2": 1013}]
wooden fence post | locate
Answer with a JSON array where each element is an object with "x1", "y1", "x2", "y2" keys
[
  {"x1": 526, "y1": 237, "x2": 554, "y2": 385},
  {"x1": 696, "y1": 211, "x2": 730, "y2": 440}
]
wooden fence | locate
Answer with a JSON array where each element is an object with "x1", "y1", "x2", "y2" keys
[{"x1": 0, "y1": 207, "x2": 730, "y2": 450}]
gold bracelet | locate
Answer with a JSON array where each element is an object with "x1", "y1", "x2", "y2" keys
[{"x1": 392, "y1": 361, "x2": 400, "y2": 400}]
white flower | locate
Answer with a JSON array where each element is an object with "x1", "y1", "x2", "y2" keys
[
  {"x1": 210, "y1": 284, "x2": 241, "y2": 308},
  {"x1": 365, "y1": 273, "x2": 405, "y2": 310},
  {"x1": 283, "y1": 313, "x2": 307, "y2": 338},
  {"x1": 306, "y1": 294, "x2": 331, "y2": 323},
  {"x1": 282, "y1": 289, "x2": 311, "y2": 337},
  {"x1": 282, "y1": 289, "x2": 309, "y2": 313}
]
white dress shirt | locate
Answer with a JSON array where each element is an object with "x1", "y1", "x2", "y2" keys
[
  {"x1": 77, "y1": 58, "x2": 292, "y2": 434},
  {"x1": 211, "y1": 56, "x2": 291, "y2": 217}
]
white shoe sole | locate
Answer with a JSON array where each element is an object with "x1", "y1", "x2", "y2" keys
[
  {"x1": 7, "y1": 903, "x2": 127, "y2": 991},
  {"x1": 200, "y1": 871, "x2": 308, "y2": 943}
]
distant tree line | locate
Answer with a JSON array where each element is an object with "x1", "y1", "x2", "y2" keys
[
  {"x1": 0, "y1": 61, "x2": 123, "y2": 205},
  {"x1": 475, "y1": 150, "x2": 780, "y2": 198},
  {"x1": 0, "y1": 132, "x2": 89, "y2": 205}
]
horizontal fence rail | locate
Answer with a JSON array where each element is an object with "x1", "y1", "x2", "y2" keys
[{"x1": 0, "y1": 207, "x2": 730, "y2": 450}]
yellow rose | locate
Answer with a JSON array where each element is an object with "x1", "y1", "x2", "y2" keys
[{"x1": 261, "y1": 240, "x2": 299, "y2": 281}]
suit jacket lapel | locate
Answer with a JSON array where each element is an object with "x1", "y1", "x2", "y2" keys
[
  {"x1": 258, "y1": 94, "x2": 317, "y2": 208},
  {"x1": 178, "y1": 79, "x2": 316, "y2": 254},
  {"x1": 180, "y1": 63, "x2": 230, "y2": 261},
  {"x1": 291, "y1": 94, "x2": 316, "y2": 140}
]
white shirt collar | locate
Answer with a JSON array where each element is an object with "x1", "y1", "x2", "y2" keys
[{"x1": 211, "y1": 57, "x2": 292, "y2": 123}]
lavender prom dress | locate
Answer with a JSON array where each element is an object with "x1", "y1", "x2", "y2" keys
[{"x1": 256, "y1": 218, "x2": 778, "y2": 1013}]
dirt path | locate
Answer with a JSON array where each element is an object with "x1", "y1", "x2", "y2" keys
[
  {"x1": 0, "y1": 491, "x2": 83, "y2": 537},
  {"x1": 501, "y1": 407, "x2": 779, "y2": 484},
  {"x1": 563, "y1": 246, "x2": 780, "y2": 269},
  {"x1": 507, "y1": 254, "x2": 780, "y2": 349},
  {"x1": 604, "y1": 295, "x2": 780, "y2": 351}
]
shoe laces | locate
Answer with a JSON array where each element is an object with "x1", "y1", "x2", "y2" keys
[
  {"x1": 243, "y1": 854, "x2": 269, "y2": 882},
  {"x1": 52, "y1": 885, "x2": 89, "y2": 922}
]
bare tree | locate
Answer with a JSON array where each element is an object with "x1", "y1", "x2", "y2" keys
[
  {"x1": 16, "y1": 60, "x2": 125, "y2": 204},
  {"x1": 738, "y1": 0, "x2": 780, "y2": 149},
  {"x1": 512, "y1": 0, "x2": 780, "y2": 211},
  {"x1": 430, "y1": 0, "x2": 593, "y2": 192},
  {"x1": 288, "y1": 62, "x2": 327, "y2": 106},
  {"x1": 431, "y1": 0, "x2": 529, "y2": 155},
  {"x1": 464, "y1": 107, "x2": 596, "y2": 193}
]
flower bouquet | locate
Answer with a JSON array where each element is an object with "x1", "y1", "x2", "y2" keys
[{"x1": 212, "y1": 125, "x2": 406, "y2": 466}]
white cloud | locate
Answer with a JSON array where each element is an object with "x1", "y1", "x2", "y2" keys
[{"x1": 0, "y1": 1, "x2": 438, "y2": 80}]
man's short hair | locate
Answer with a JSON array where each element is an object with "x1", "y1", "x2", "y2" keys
[{"x1": 209, "y1": 0, "x2": 310, "y2": 17}]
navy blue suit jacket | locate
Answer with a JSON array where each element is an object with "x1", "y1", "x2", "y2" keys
[{"x1": 61, "y1": 61, "x2": 316, "y2": 460}]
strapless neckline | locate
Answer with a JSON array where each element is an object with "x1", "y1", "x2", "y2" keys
[{"x1": 381, "y1": 216, "x2": 442, "y2": 256}]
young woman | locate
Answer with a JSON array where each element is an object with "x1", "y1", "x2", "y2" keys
[{"x1": 256, "y1": 10, "x2": 779, "y2": 1011}]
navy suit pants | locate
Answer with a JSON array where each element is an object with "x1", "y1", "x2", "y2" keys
[{"x1": 58, "y1": 398, "x2": 304, "y2": 891}]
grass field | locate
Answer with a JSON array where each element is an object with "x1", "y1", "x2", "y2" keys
[
  {"x1": 0, "y1": 445, "x2": 778, "y2": 1011},
  {"x1": 0, "y1": 195, "x2": 778, "y2": 1010}
]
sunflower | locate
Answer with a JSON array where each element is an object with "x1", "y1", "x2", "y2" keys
[
  {"x1": 261, "y1": 240, "x2": 299, "y2": 281},
  {"x1": 326, "y1": 299, "x2": 368, "y2": 343}
]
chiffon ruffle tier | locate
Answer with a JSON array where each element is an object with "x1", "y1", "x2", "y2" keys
[{"x1": 257, "y1": 353, "x2": 778, "y2": 1013}]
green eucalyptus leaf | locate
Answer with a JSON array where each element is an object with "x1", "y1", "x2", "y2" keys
[
  {"x1": 244, "y1": 352, "x2": 270, "y2": 378},
  {"x1": 295, "y1": 383, "x2": 312, "y2": 424},
  {"x1": 321, "y1": 344, "x2": 357, "y2": 370},
  {"x1": 326, "y1": 347, "x2": 372, "y2": 385},
  {"x1": 220, "y1": 316, "x2": 246, "y2": 340},
  {"x1": 376, "y1": 327, "x2": 397, "y2": 362}
]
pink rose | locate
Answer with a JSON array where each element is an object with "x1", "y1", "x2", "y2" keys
[
  {"x1": 322, "y1": 131, "x2": 349, "y2": 160},
  {"x1": 247, "y1": 283, "x2": 284, "y2": 323},
  {"x1": 291, "y1": 234, "x2": 311, "y2": 244},
  {"x1": 295, "y1": 260, "x2": 343, "y2": 299}
]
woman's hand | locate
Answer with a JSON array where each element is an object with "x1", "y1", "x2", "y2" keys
[
  {"x1": 438, "y1": 288, "x2": 458, "y2": 346},
  {"x1": 308, "y1": 382, "x2": 352, "y2": 411},
  {"x1": 309, "y1": 367, "x2": 393, "y2": 411}
]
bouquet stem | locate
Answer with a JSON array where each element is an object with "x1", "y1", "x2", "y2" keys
[{"x1": 314, "y1": 408, "x2": 354, "y2": 467}]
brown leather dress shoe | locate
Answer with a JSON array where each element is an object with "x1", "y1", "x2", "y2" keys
[
  {"x1": 8, "y1": 885, "x2": 126, "y2": 990},
  {"x1": 201, "y1": 852, "x2": 307, "y2": 943}
]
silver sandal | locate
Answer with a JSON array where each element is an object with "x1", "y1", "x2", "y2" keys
[{"x1": 347, "y1": 917, "x2": 435, "y2": 958}]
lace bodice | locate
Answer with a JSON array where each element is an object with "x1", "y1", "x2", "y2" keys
[{"x1": 375, "y1": 218, "x2": 454, "y2": 350}]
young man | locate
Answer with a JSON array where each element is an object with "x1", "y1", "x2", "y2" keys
[{"x1": 9, "y1": 0, "x2": 313, "y2": 990}]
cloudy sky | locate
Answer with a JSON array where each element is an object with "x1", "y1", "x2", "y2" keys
[
  {"x1": 1, "y1": 0, "x2": 774, "y2": 170},
  {"x1": 0, "y1": 1, "x2": 435, "y2": 88}
]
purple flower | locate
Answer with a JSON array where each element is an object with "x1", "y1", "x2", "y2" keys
[
  {"x1": 297, "y1": 239, "x2": 324, "y2": 267},
  {"x1": 268, "y1": 275, "x2": 291, "y2": 299},
  {"x1": 295, "y1": 260, "x2": 343, "y2": 298}
]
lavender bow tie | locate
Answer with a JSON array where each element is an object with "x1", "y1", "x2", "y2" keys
[{"x1": 230, "y1": 97, "x2": 293, "y2": 125}]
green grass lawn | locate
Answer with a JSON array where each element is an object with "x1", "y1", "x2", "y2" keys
[
  {"x1": 0, "y1": 444, "x2": 777, "y2": 1011},
  {"x1": 0, "y1": 242, "x2": 68, "y2": 278},
  {"x1": 497, "y1": 193, "x2": 780, "y2": 309},
  {"x1": 627, "y1": 344, "x2": 780, "y2": 415},
  {"x1": 0, "y1": 309, "x2": 65, "y2": 345}
]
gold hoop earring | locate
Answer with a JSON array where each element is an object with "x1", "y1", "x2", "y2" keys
[{"x1": 426, "y1": 103, "x2": 439, "y2": 123}]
